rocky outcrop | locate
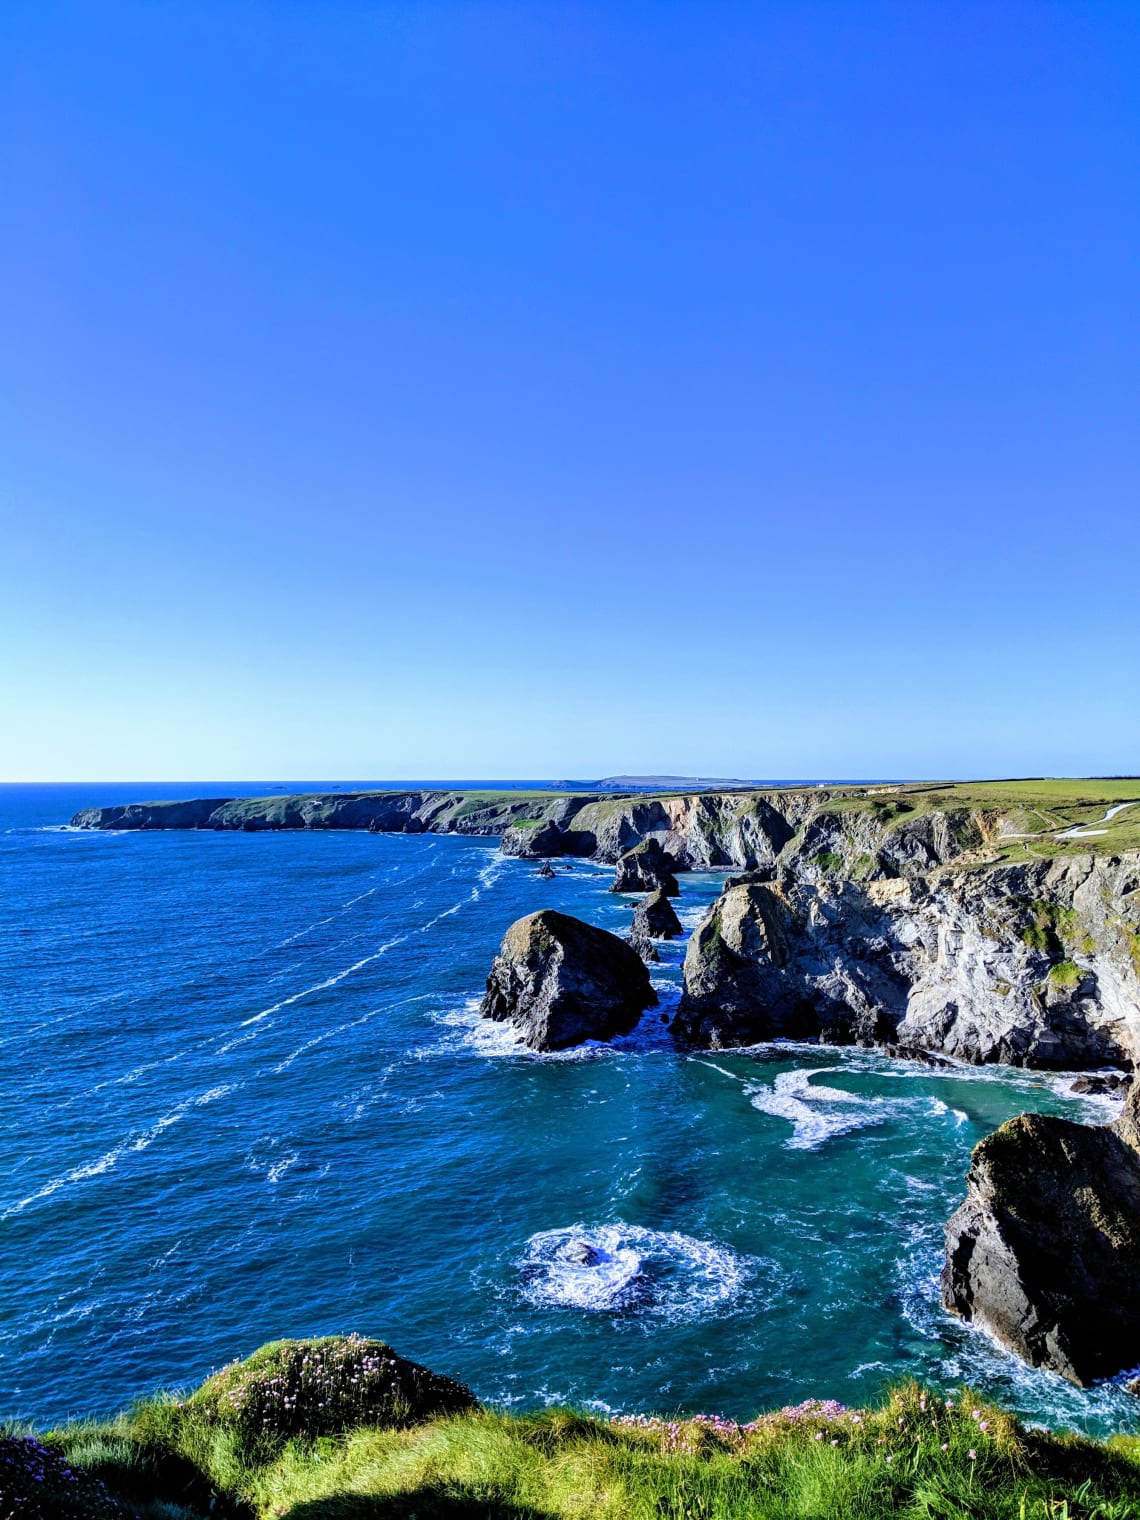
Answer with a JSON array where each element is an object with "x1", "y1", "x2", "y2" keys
[
  {"x1": 673, "y1": 855, "x2": 1140, "y2": 1065},
  {"x1": 611, "y1": 837, "x2": 682, "y2": 895},
  {"x1": 502, "y1": 819, "x2": 567, "y2": 858},
  {"x1": 633, "y1": 887, "x2": 683, "y2": 940},
  {"x1": 480, "y1": 910, "x2": 657, "y2": 1051},
  {"x1": 941, "y1": 1084, "x2": 1140, "y2": 1385}
]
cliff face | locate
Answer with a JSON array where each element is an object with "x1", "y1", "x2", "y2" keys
[{"x1": 674, "y1": 853, "x2": 1140, "y2": 1067}]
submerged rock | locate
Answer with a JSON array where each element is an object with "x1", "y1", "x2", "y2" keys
[
  {"x1": 611, "y1": 837, "x2": 682, "y2": 895},
  {"x1": 942, "y1": 1085, "x2": 1140, "y2": 1385},
  {"x1": 633, "y1": 887, "x2": 683, "y2": 940},
  {"x1": 481, "y1": 910, "x2": 657, "y2": 1051}
]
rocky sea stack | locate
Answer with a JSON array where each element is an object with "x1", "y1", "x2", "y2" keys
[
  {"x1": 632, "y1": 886, "x2": 684, "y2": 940},
  {"x1": 611, "y1": 836, "x2": 682, "y2": 895},
  {"x1": 481, "y1": 909, "x2": 657, "y2": 1051},
  {"x1": 942, "y1": 1083, "x2": 1140, "y2": 1385}
]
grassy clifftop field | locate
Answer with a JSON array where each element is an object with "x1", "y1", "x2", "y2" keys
[{"x1": 8, "y1": 1337, "x2": 1140, "y2": 1519}]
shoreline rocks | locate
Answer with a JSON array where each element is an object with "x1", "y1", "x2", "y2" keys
[
  {"x1": 942, "y1": 1083, "x2": 1140, "y2": 1385},
  {"x1": 480, "y1": 910, "x2": 657, "y2": 1051}
]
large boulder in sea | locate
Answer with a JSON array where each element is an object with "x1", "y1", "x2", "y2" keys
[
  {"x1": 187, "y1": 1335, "x2": 476, "y2": 1442},
  {"x1": 633, "y1": 887, "x2": 683, "y2": 940},
  {"x1": 611, "y1": 837, "x2": 682, "y2": 895},
  {"x1": 481, "y1": 910, "x2": 657, "y2": 1051},
  {"x1": 942, "y1": 1084, "x2": 1140, "y2": 1385}
]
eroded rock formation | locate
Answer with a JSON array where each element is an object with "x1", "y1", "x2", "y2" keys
[{"x1": 611, "y1": 838, "x2": 682, "y2": 895}]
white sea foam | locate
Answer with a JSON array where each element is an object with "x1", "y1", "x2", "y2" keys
[
  {"x1": 519, "y1": 1223, "x2": 753, "y2": 1318},
  {"x1": 430, "y1": 997, "x2": 676, "y2": 1062},
  {"x1": 745, "y1": 1068, "x2": 893, "y2": 1149}
]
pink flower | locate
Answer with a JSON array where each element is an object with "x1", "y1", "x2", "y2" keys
[
  {"x1": 941, "y1": 1442, "x2": 948, "y2": 1451},
  {"x1": 814, "y1": 1431, "x2": 824, "y2": 1441},
  {"x1": 968, "y1": 1449, "x2": 977, "y2": 1461},
  {"x1": 979, "y1": 1421, "x2": 989, "y2": 1432}
]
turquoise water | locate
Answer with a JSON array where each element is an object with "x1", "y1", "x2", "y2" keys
[{"x1": 1, "y1": 784, "x2": 1135, "y2": 1434}]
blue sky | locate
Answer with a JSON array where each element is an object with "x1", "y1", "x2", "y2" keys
[{"x1": 2, "y1": 1, "x2": 1137, "y2": 782}]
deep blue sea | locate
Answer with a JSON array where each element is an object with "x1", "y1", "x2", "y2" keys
[{"x1": 2, "y1": 783, "x2": 1136, "y2": 1434}]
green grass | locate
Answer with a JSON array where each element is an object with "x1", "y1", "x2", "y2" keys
[{"x1": 22, "y1": 1381, "x2": 1140, "y2": 1519}]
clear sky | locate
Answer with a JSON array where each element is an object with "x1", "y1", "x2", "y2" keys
[{"x1": 2, "y1": 1, "x2": 1137, "y2": 782}]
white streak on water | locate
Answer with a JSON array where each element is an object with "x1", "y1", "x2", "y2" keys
[{"x1": 2, "y1": 1083, "x2": 238, "y2": 1220}]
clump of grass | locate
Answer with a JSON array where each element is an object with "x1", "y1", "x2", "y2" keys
[
  {"x1": 42, "y1": 1376, "x2": 1140, "y2": 1520},
  {"x1": 186, "y1": 1335, "x2": 476, "y2": 1447},
  {"x1": 1049, "y1": 960, "x2": 1082, "y2": 990}
]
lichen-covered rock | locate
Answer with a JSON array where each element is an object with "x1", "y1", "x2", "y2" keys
[
  {"x1": 942, "y1": 1086, "x2": 1140, "y2": 1385},
  {"x1": 632, "y1": 887, "x2": 683, "y2": 940},
  {"x1": 188, "y1": 1334, "x2": 476, "y2": 1441},
  {"x1": 611, "y1": 837, "x2": 682, "y2": 895},
  {"x1": 481, "y1": 910, "x2": 657, "y2": 1050}
]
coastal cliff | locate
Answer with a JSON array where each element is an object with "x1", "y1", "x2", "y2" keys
[
  {"x1": 674, "y1": 852, "x2": 1140, "y2": 1066},
  {"x1": 71, "y1": 781, "x2": 1140, "y2": 1069}
]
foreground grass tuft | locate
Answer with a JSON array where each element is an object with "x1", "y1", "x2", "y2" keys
[{"x1": 15, "y1": 1381, "x2": 1140, "y2": 1519}]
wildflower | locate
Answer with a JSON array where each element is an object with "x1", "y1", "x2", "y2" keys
[
  {"x1": 831, "y1": 1438, "x2": 839, "y2": 1446},
  {"x1": 886, "y1": 1455, "x2": 893, "y2": 1464},
  {"x1": 814, "y1": 1430, "x2": 824, "y2": 1441},
  {"x1": 941, "y1": 1442, "x2": 948, "y2": 1451},
  {"x1": 979, "y1": 1421, "x2": 989, "y2": 1432},
  {"x1": 946, "y1": 1399, "x2": 954, "y2": 1410},
  {"x1": 968, "y1": 1449, "x2": 977, "y2": 1461}
]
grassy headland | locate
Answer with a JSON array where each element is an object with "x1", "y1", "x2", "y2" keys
[{"x1": 10, "y1": 1341, "x2": 1140, "y2": 1518}]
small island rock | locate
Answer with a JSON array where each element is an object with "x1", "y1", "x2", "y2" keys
[
  {"x1": 627, "y1": 931, "x2": 661, "y2": 964},
  {"x1": 481, "y1": 909, "x2": 657, "y2": 1051},
  {"x1": 633, "y1": 887, "x2": 683, "y2": 940}
]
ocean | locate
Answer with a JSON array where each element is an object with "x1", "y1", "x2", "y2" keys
[{"x1": 1, "y1": 783, "x2": 1135, "y2": 1434}]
